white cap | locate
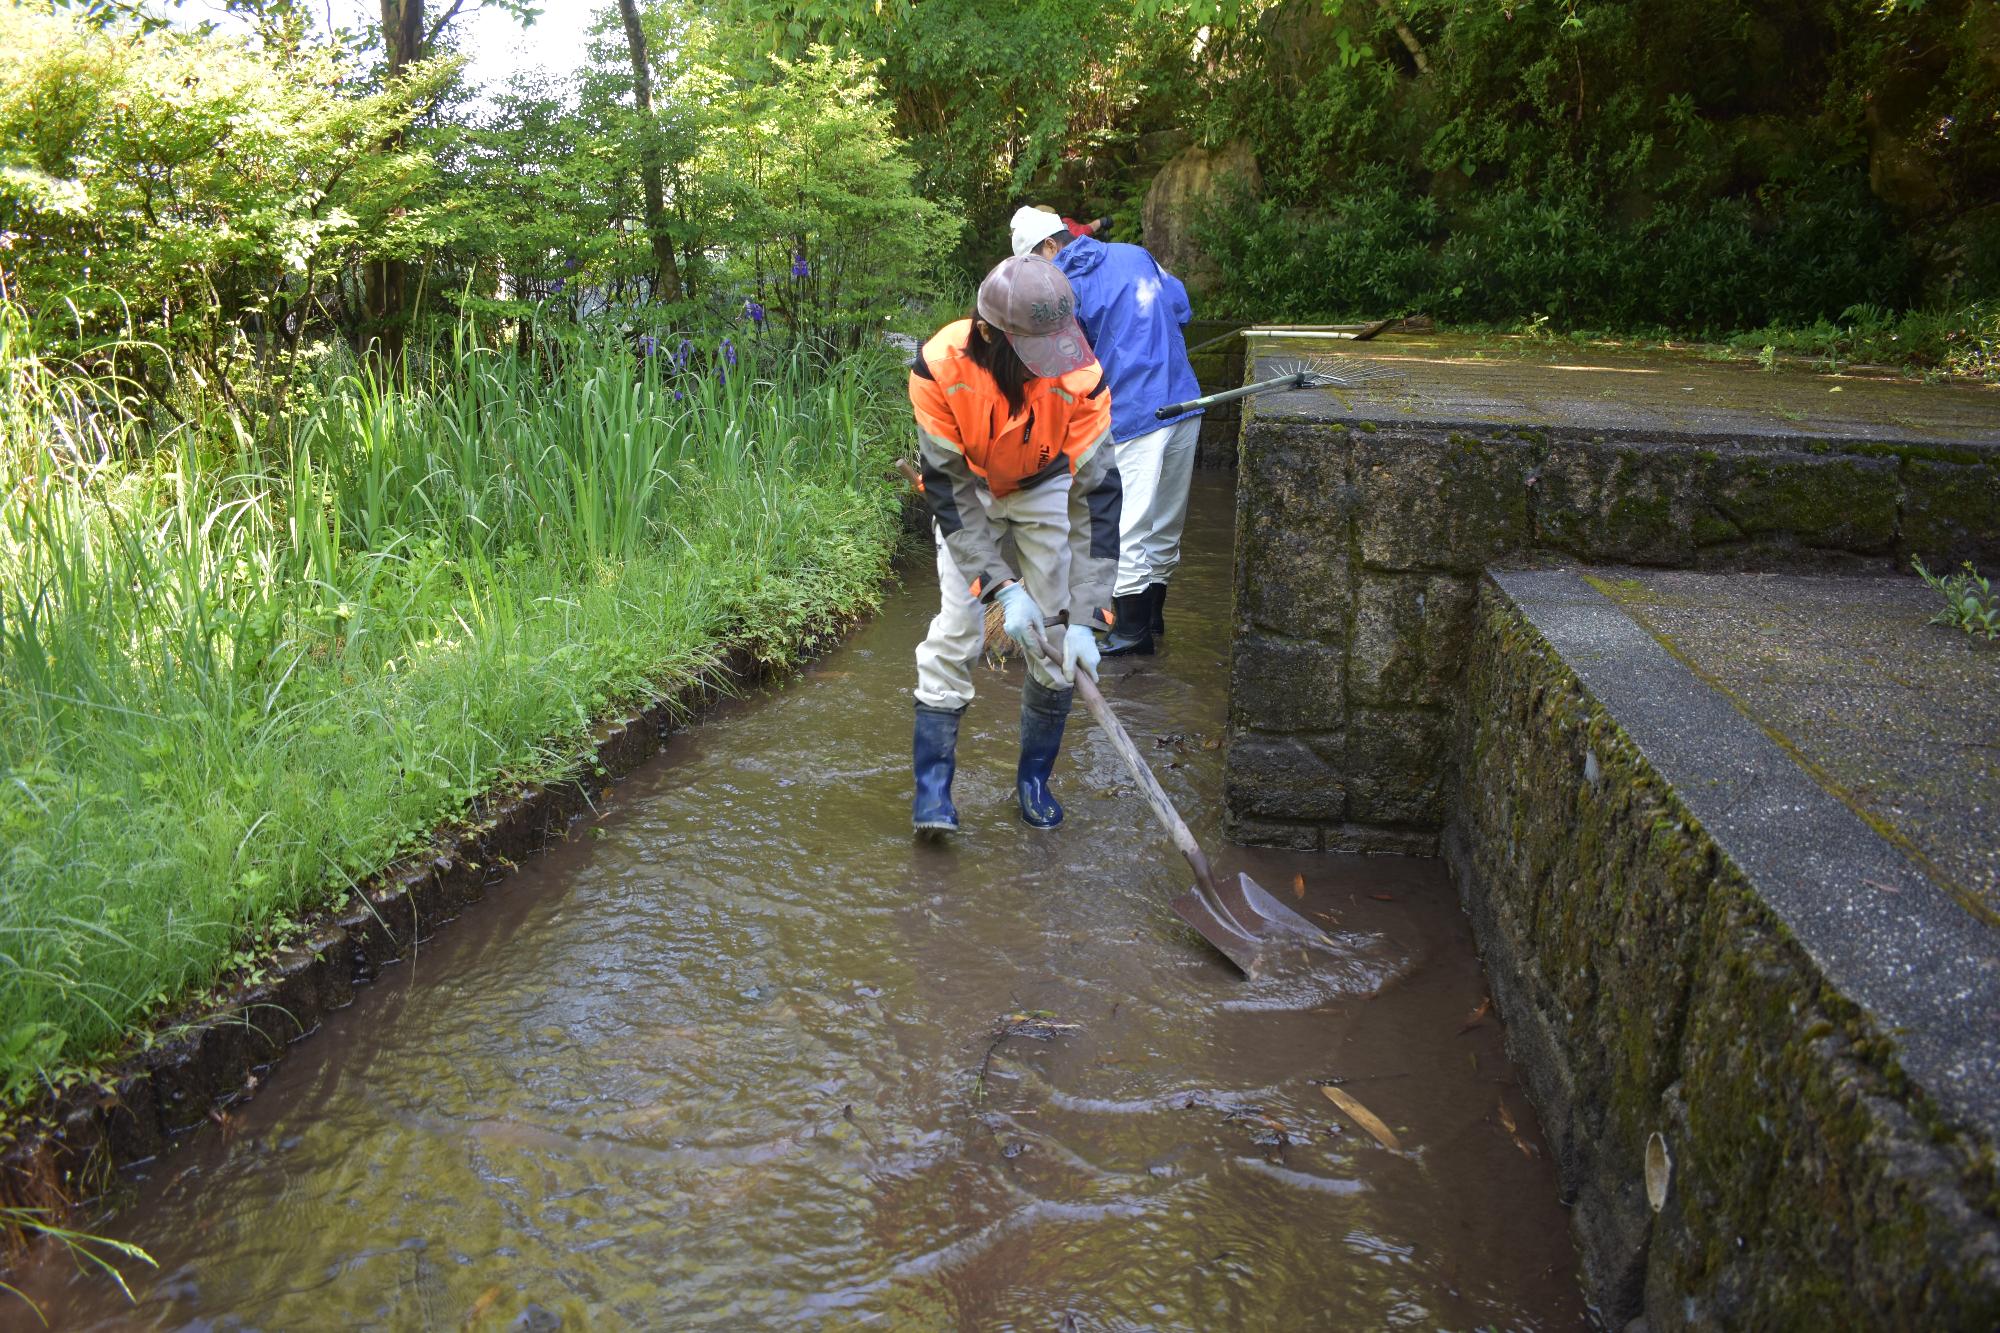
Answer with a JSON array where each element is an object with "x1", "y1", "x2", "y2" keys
[{"x1": 1009, "y1": 205, "x2": 1069, "y2": 258}]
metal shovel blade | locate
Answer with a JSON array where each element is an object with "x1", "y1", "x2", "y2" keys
[{"x1": 1170, "y1": 872, "x2": 1335, "y2": 978}]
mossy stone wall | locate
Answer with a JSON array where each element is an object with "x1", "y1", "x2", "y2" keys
[
  {"x1": 1445, "y1": 581, "x2": 2000, "y2": 1326},
  {"x1": 1226, "y1": 414, "x2": 2000, "y2": 850}
]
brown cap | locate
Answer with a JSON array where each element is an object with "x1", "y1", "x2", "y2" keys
[{"x1": 975, "y1": 256, "x2": 1094, "y2": 379}]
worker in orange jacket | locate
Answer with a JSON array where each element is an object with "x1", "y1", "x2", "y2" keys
[{"x1": 909, "y1": 256, "x2": 1122, "y2": 833}]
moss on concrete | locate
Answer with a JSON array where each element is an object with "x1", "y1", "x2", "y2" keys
[{"x1": 1444, "y1": 580, "x2": 2000, "y2": 1327}]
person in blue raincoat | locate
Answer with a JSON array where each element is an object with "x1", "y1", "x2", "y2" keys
[{"x1": 1012, "y1": 205, "x2": 1203, "y2": 656}]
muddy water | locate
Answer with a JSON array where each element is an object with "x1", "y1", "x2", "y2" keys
[{"x1": 19, "y1": 474, "x2": 1583, "y2": 1330}]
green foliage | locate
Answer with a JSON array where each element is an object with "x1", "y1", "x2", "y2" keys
[
  {"x1": 0, "y1": 300, "x2": 908, "y2": 1109},
  {"x1": 0, "y1": 1205, "x2": 155, "y2": 1317},
  {"x1": 1727, "y1": 301, "x2": 2000, "y2": 380},
  {"x1": 0, "y1": 6, "x2": 451, "y2": 400},
  {"x1": 1174, "y1": 0, "x2": 1999, "y2": 337},
  {"x1": 1912, "y1": 557, "x2": 2000, "y2": 641},
  {"x1": 726, "y1": 45, "x2": 961, "y2": 346}
]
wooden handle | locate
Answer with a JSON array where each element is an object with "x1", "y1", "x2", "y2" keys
[{"x1": 1024, "y1": 623, "x2": 1223, "y2": 902}]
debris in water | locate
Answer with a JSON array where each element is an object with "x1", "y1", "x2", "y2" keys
[
  {"x1": 1369, "y1": 892, "x2": 1395, "y2": 902},
  {"x1": 1458, "y1": 997, "x2": 1493, "y2": 1033},
  {"x1": 1292, "y1": 873, "x2": 1306, "y2": 900},
  {"x1": 1224, "y1": 1106, "x2": 1295, "y2": 1160},
  {"x1": 974, "y1": 1012, "x2": 1081, "y2": 1103},
  {"x1": 1497, "y1": 1097, "x2": 1537, "y2": 1157},
  {"x1": 1320, "y1": 1085, "x2": 1403, "y2": 1152},
  {"x1": 462, "y1": 1285, "x2": 501, "y2": 1326},
  {"x1": 1201, "y1": 736, "x2": 1221, "y2": 750},
  {"x1": 841, "y1": 1103, "x2": 879, "y2": 1148},
  {"x1": 997, "y1": 1012, "x2": 1080, "y2": 1042}
]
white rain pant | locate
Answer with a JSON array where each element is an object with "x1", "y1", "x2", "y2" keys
[
  {"x1": 1111, "y1": 416, "x2": 1200, "y2": 597},
  {"x1": 914, "y1": 477, "x2": 1072, "y2": 710}
]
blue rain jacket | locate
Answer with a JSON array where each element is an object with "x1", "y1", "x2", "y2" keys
[{"x1": 1052, "y1": 237, "x2": 1203, "y2": 444}]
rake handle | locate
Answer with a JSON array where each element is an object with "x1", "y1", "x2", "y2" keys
[
  {"x1": 1154, "y1": 371, "x2": 1309, "y2": 421},
  {"x1": 1023, "y1": 622, "x2": 1224, "y2": 904}
]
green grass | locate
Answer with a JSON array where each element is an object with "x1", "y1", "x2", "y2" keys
[{"x1": 0, "y1": 310, "x2": 908, "y2": 1109}]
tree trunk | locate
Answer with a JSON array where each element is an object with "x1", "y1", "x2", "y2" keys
[
  {"x1": 617, "y1": 0, "x2": 685, "y2": 304},
  {"x1": 1374, "y1": 0, "x2": 1430, "y2": 75},
  {"x1": 364, "y1": 0, "x2": 425, "y2": 365}
]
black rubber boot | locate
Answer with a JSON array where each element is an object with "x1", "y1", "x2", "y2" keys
[
  {"x1": 912, "y1": 702, "x2": 964, "y2": 833},
  {"x1": 1147, "y1": 582, "x2": 1168, "y2": 640},
  {"x1": 1016, "y1": 678, "x2": 1072, "y2": 828},
  {"x1": 1100, "y1": 590, "x2": 1155, "y2": 657}
]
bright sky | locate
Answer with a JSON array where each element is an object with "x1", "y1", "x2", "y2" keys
[{"x1": 176, "y1": 0, "x2": 601, "y2": 95}]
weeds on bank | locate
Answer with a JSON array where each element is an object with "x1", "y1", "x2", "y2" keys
[
  {"x1": 0, "y1": 308, "x2": 907, "y2": 1109},
  {"x1": 0, "y1": 1207, "x2": 155, "y2": 1321},
  {"x1": 1913, "y1": 557, "x2": 2000, "y2": 641},
  {"x1": 1728, "y1": 302, "x2": 2000, "y2": 381}
]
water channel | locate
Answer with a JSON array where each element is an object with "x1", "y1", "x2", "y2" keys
[{"x1": 18, "y1": 473, "x2": 1585, "y2": 1330}]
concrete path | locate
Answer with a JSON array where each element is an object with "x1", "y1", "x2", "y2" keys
[{"x1": 1250, "y1": 330, "x2": 2000, "y2": 444}]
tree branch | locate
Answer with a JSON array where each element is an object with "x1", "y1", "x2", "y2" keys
[{"x1": 423, "y1": 0, "x2": 470, "y2": 53}]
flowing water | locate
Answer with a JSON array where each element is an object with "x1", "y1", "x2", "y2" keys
[{"x1": 15, "y1": 474, "x2": 1584, "y2": 1330}]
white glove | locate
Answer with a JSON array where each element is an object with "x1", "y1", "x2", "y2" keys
[
  {"x1": 995, "y1": 581, "x2": 1044, "y2": 652},
  {"x1": 1061, "y1": 622, "x2": 1100, "y2": 685}
]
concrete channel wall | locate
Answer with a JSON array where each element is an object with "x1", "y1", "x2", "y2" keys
[
  {"x1": 1225, "y1": 344, "x2": 2000, "y2": 853},
  {"x1": 1224, "y1": 339, "x2": 2000, "y2": 1323},
  {"x1": 1451, "y1": 572, "x2": 2000, "y2": 1327}
]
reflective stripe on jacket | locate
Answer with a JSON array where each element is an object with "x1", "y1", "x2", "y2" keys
[{"x1": 909, "y1": 319, "x2": 1122, "y2": 630}]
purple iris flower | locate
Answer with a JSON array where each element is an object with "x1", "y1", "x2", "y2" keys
[
  {"x1": 637, "y1": 334, "x2": 656, "y2": 356},
  {"x1": 675, "y1": 338, "x2": 693, "y2": 368},
  {"x1": 550, "y1": 277, "x2": 566, "y2": 295},
  {"x1": 564, "y1": 257, "x2": 579, "y2": 271},
  {"x1": 673, "y1": 389, "x2": 684, "y2": 400},
  {"x1": 791, "y1": 252, "x2": 809, "y2": 279},
  {"x1": 743, "y1": 299, "x2": 765, "y2": 326},
  {"x1": 721, "y1": 338, "x2": 737, "y2": 366}
]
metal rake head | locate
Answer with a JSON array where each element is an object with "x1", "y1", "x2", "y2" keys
[{"x1": 1269, "y1": 356, "x2": 1399, "y2": 390}]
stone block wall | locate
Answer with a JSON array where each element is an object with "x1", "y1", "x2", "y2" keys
[
  {"x1": 1447, "y1": 578, "x2": 2000, "y2": 1327},
  {"x1": 1226, "y1": 413, "x2": 2000, "y2": 850}
]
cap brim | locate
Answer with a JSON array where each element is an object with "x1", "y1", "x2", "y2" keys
[{"x1": 1007, "y1": 318, "x2": 1094, "y2": 378}]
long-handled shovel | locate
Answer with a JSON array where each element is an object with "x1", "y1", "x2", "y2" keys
[{"x1": 1021, "y1": 622, "x2": 1331, "y2": 979}]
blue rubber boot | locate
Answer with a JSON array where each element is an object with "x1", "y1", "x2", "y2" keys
[
  {"x1": 1016, "y1": 677, "x2": 1073, "y2": 829},
  {"x1": 912, "y1": 702, "x2": 964, "y2": 833}
]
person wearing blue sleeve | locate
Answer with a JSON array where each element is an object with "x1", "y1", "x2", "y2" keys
[{"x1": 1012, "y1": 204, "x2": 1203, "y2": 657}]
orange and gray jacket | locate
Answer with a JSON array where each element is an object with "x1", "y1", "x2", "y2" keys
[{"x1": 909, "y1": 319, "x2": 1122, "y2": 630}]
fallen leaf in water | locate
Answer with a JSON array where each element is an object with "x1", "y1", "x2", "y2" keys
[
  {"x1": 1458, "y1": 997, "x2": 1493, "y2": 1034},
  {"x1": 1497, "y1": 1099, "x2": 1518, "y2": 1135},
  {"x1": 462, "y1": 1285, "x2": 501, "y2": 1327},
  {"x1": 1201, "y1": 736, "x2": 1221, "y2": 750},
  {"x1": 1369, "y1": 892, "x2": 1395, "y2": 902},
  {"x1": 1292, "y1": 873, "x2": 1305, "y2": 900},
  {"x1": 1320, "y1": 1085, "x2": 1402, "y2": 1152}
]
